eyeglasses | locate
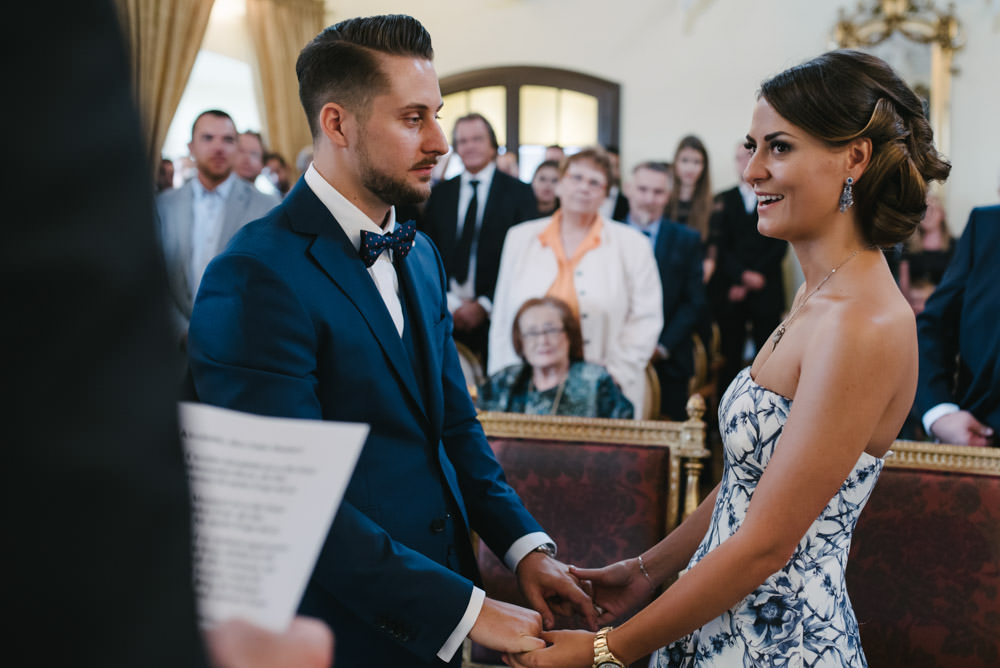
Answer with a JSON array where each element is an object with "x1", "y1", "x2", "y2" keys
[{"x1": 520, "y1": 326, "x2": 565, "y2": 342}]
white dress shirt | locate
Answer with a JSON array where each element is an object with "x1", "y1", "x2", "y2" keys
[
  {"x1": 449, "y1": 162, "x2": 496, "y2": 314},
  {"x1": 189, "y1": 173, "x2": 236, "y2": 292},
  {"x1": 304, "y1": 164, "x2": 553, "y2": 661}
]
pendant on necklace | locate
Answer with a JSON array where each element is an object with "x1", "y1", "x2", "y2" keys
[{"x1": 771, "y1": 323, "x2": 786, "y2": 350}]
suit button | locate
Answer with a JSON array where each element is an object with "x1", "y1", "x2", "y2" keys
[{"x1": 430, "y1": 517, "x2": 447, "y2": 533}]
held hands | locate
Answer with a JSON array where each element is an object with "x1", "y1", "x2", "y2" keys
[
  {"x1": 504, "y1": 630, "x2": 595, "y2": 668},
  {"x1": 741, "y1": 270, "x2": 766, "y2": 291},
  {"x1": 516, "y1": 551, "x2": 599, "y2": 631},
  {"x1": 931, "y1": 410, "x2": 995, "y2": 446},
  {"x1": 570, "y1": 558, "x2": 655, "y2": 627},
  {"x1": 470, "y1": 598, "x2": 547, "y2": 654}
]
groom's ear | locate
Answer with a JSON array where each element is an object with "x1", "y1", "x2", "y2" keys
[{"x1": 320, "y1": 103, "x2": 352, "y2": 149}]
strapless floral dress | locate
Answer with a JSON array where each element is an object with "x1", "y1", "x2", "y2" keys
[{"x1": 652, "y1": 367, "x2": 884, "y2": 667}]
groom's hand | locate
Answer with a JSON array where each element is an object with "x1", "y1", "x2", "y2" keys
[
  {"x1": 469, "y1": 598, "x2": 546, "y2": 653},
  {"x1": 516, "y1": 552, "x2": 598, "y2": 631}
]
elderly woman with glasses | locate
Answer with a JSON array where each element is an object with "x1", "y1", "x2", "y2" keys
[
  {"x1": 477, "y1": 296, "x2": 633, "y2": 418},
  {"x1": 488, "y1": 146, "x2": 662, "y2": 414}
]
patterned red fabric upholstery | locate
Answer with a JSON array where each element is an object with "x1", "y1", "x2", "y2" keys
[
  {"x1": 470, "y1": 437, "x2": 672, "y2": 666},
  {"x1": 847, "y1": 467, "x2": 1000, "y2": 667}
]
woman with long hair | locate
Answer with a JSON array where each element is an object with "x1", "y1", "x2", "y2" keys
[
  {"x1": 507, "y1": 48, "x2": 950, "y2": 668},
  {"x1": 668, "y1": 135, "x2": 715, "y2": 281}
]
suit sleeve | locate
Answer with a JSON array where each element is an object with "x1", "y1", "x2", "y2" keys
[
  {"x1": 659, "y1": 230, "x2": 706, "y2": 353},
  {"x1": 188, "y1": 253, "x2": 482, "y2": 662},
  {"x1": 913, "y1": 212, "x2": 974, "y2": 417}
]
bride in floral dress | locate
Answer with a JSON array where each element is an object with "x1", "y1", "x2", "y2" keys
[{"x1": 505, "y1": 49, "x2": 951, "y2": 668}]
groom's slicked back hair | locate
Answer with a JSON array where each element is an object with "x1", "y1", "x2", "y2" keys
[{"x1": 296, "y1": 14, "x2": 435, "y2": 138}]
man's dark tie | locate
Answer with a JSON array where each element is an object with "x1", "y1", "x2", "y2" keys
[
  {"x1": 453, "y1": 179, "x2": 479, "y2": 284},
  {"x1": 359, "y1": 218, "x2": 416, "y2": 268}
]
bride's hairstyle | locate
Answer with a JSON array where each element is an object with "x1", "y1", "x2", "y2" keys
[{"x1": 759, "y1": 49, "x2": 951, "y2": 246}]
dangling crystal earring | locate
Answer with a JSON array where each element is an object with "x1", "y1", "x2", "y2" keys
[{"x1": 839, "y1": 176, "x2": 855, "y2": 213}]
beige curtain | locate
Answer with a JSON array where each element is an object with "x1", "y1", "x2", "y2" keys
[
  {"x1": 247, "y1": 0, "x2": 325, "y2": 182},
  {"x1": 114, "y1": 0, "x2": 215, "y2": 176}
]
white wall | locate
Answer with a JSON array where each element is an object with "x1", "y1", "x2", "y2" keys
[{"x1": 325, "y1": 0, "x2": 1000, "y2": 232}]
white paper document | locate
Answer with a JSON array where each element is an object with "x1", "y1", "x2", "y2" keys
[{"x1": 179, "y1": 402, "x2": 368, "y2": 632}]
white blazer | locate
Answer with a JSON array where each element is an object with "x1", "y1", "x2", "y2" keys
[{"x1": 488, "y1": 216, "x2": 663, "y2": 415}]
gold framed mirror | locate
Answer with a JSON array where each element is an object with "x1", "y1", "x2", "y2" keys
[{"x1": 833, "y1": 1, "x2": 964, "y2": 159}]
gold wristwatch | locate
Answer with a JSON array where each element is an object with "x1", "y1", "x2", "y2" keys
[{"x1": 593, "y1": 626, "x2": 626, "y2": 668}]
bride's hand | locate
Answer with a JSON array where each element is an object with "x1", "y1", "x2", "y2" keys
[
  {"x1": 504, "y1": 630, "x2": 594, "y2": 668},
  {"x1": 570, "y1": 558, "x2": 654, "y2": 625}
]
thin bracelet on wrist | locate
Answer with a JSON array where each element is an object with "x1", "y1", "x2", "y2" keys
[{"x1": 637, "y1": 555, "x2": 654, "y2": 591}]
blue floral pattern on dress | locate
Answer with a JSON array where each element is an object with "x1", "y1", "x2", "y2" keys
[{"x1": 652, "y1": 367, "x2": 885, "y2": 667}]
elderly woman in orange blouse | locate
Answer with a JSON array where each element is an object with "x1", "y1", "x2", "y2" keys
[{"x1": 488, "y1": 146, "x2": 663, "y2": 414}]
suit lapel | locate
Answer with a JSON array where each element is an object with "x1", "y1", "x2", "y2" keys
[
  {"x1": 173, "y1": 183, "x2": 196, "y2": 311},
  {"x1": 287, "y1": 184, "x2": 429, "y2": 424},
  {"x1": 397, "y1": 248, "x2": 444, "y2": 431}
]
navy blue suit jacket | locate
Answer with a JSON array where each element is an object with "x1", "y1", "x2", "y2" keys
[
  {"x1": 188, "y1": 179, "x2": 542, "y2": 666},
  {"x1": 915, "y1": 204, "x2": 1000, "y2": 432},
  {"x1": 653, "y1": 220, "x2": 706, "y2": 378}
]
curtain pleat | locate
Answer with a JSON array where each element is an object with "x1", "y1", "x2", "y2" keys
[
  {"x1": 114, "y1": 0, "x2": 215, "y2": 176},
  {"x1": 246, "y1": 0, "x2": 325, "y2": 182}
]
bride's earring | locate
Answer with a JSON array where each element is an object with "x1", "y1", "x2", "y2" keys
[{"x1": 838, "y1": 177, "x2": 855, "y2": 213}]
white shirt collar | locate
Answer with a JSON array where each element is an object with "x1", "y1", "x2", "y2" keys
[
  {"x1": 304, "y1": 163, "x2": 397, "y2": 251},
  {"x1": 192, "y1": 172, "x2": 236, "y2": 200},
  {"x1": 462, "y1": 161, "x2": 495, "y2": 188}
]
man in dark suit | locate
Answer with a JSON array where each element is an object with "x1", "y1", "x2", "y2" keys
[
  {"x1": 419, "y1": 113, "x2": 537, "y2": 368},
  {"x1": 623, "y1": 161, "x2": 706, "y2": 420},
  {"x1": 913, "y1": 204, "x2": 1000, "y2": 446},
  {"x1": 5, "y1": 1, "x2": 331, "y2": 665},
  {"x1": 188, "y1": 16, "x2": 594, "y2": 667},
  {"x1": 710, "y1": 143, "x2": 788, "y2": 394}
]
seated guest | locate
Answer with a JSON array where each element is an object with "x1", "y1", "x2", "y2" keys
[
  {"x1": 489, "y1": 146, "x2": 662, "y2": 414},
  {"x1": 478, "y1": 296, "x2": 634, "y2": 418},
  {"x1": 530, "y1": 159, "x2": 560, "y2": 217}
]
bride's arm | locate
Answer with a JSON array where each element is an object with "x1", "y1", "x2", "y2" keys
[
  {"x1": 605, "y1": 308, "x2": 913, "y2": 664},
  {"x1": 510, "y1": 305, "x2": 914, "y2": 668}
]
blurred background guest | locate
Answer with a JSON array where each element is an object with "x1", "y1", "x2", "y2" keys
[
  {"x1": 668, "y1": 134, "x2": 715, "y2": 282},
  {"x1": 234, "y1": 130, "x2": 266, "y2": 184},
  {"x1": 478, "y1": 297, "x2": 633, "y2": 418},
  {"x1": 497, "y1": 150, "x2": 520, "y2": 179},
  {"x1": 263, "y1": 151, "x2": 292, "y2": 197},
  {"x1": 530, "y1": 159, "x2": 561, "y2": 217},
  {"x1": 489, "y1": 146, "x2": 662, "y2": 415},
  {"x1": 899, "y1": 192, "x2": 954, "y2": 314},
  {"x1": 158, "y1": 156, "x2": 176, "y2": 193}
]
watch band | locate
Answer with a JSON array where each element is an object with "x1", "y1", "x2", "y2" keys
[
  {"x1": 531, "y1": 542, "x2": 556, "y2": 557},
  {"x1": 593, "y1": 626, "x2": 626, "y2": 667}
]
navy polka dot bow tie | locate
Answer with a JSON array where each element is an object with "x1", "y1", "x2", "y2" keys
[{"x1": 358, "y1": 218, "x2": 416, "y2": 268}]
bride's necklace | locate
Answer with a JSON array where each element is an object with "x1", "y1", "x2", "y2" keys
[{"x1": 771, "y1": 246, "x2": 873, "y2": 350}]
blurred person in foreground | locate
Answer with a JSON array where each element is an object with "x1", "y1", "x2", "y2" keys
[{"x1": 3, "y1": 0, "x2": 332, "y2": 666}]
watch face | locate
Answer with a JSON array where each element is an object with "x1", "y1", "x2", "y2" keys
[{"x1": 597, "y1": 662, "x2": 622, "y2": 668}]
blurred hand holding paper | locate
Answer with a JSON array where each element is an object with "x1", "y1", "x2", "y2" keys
[{"x1": 179, "y1": 402, "x2": 368, "y2": 632}]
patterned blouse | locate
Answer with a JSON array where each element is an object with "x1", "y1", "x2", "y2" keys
[{"x1": 476, "y1": 361, "x2": 633, "y2": 419}]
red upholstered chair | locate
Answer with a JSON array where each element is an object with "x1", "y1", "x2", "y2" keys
[
  {"x1": 464, "y1": 406, "x2": 710, "y2": 667},
  {"x1": 847, "y1": 440, "x2": 1000, "y2": 668}
]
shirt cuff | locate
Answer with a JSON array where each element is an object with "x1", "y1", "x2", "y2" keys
[
  {"x1": 923, "y1": 403, "x2": 960, "y2": 437},
  {"x1": 437, "y1": 586, "x2": 485, "y2": 662},
  {"x1": 504, "y1": 532, "x2": 556, "y2": 571}
]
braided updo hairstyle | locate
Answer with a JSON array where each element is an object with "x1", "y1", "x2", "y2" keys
[{"x1": 759, "y1": 49, "x2": 951, "y2": 246}]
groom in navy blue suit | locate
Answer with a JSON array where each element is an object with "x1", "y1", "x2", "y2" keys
[{"x1": 188, "y1": 15, "x2": 594, "y2": 667}]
